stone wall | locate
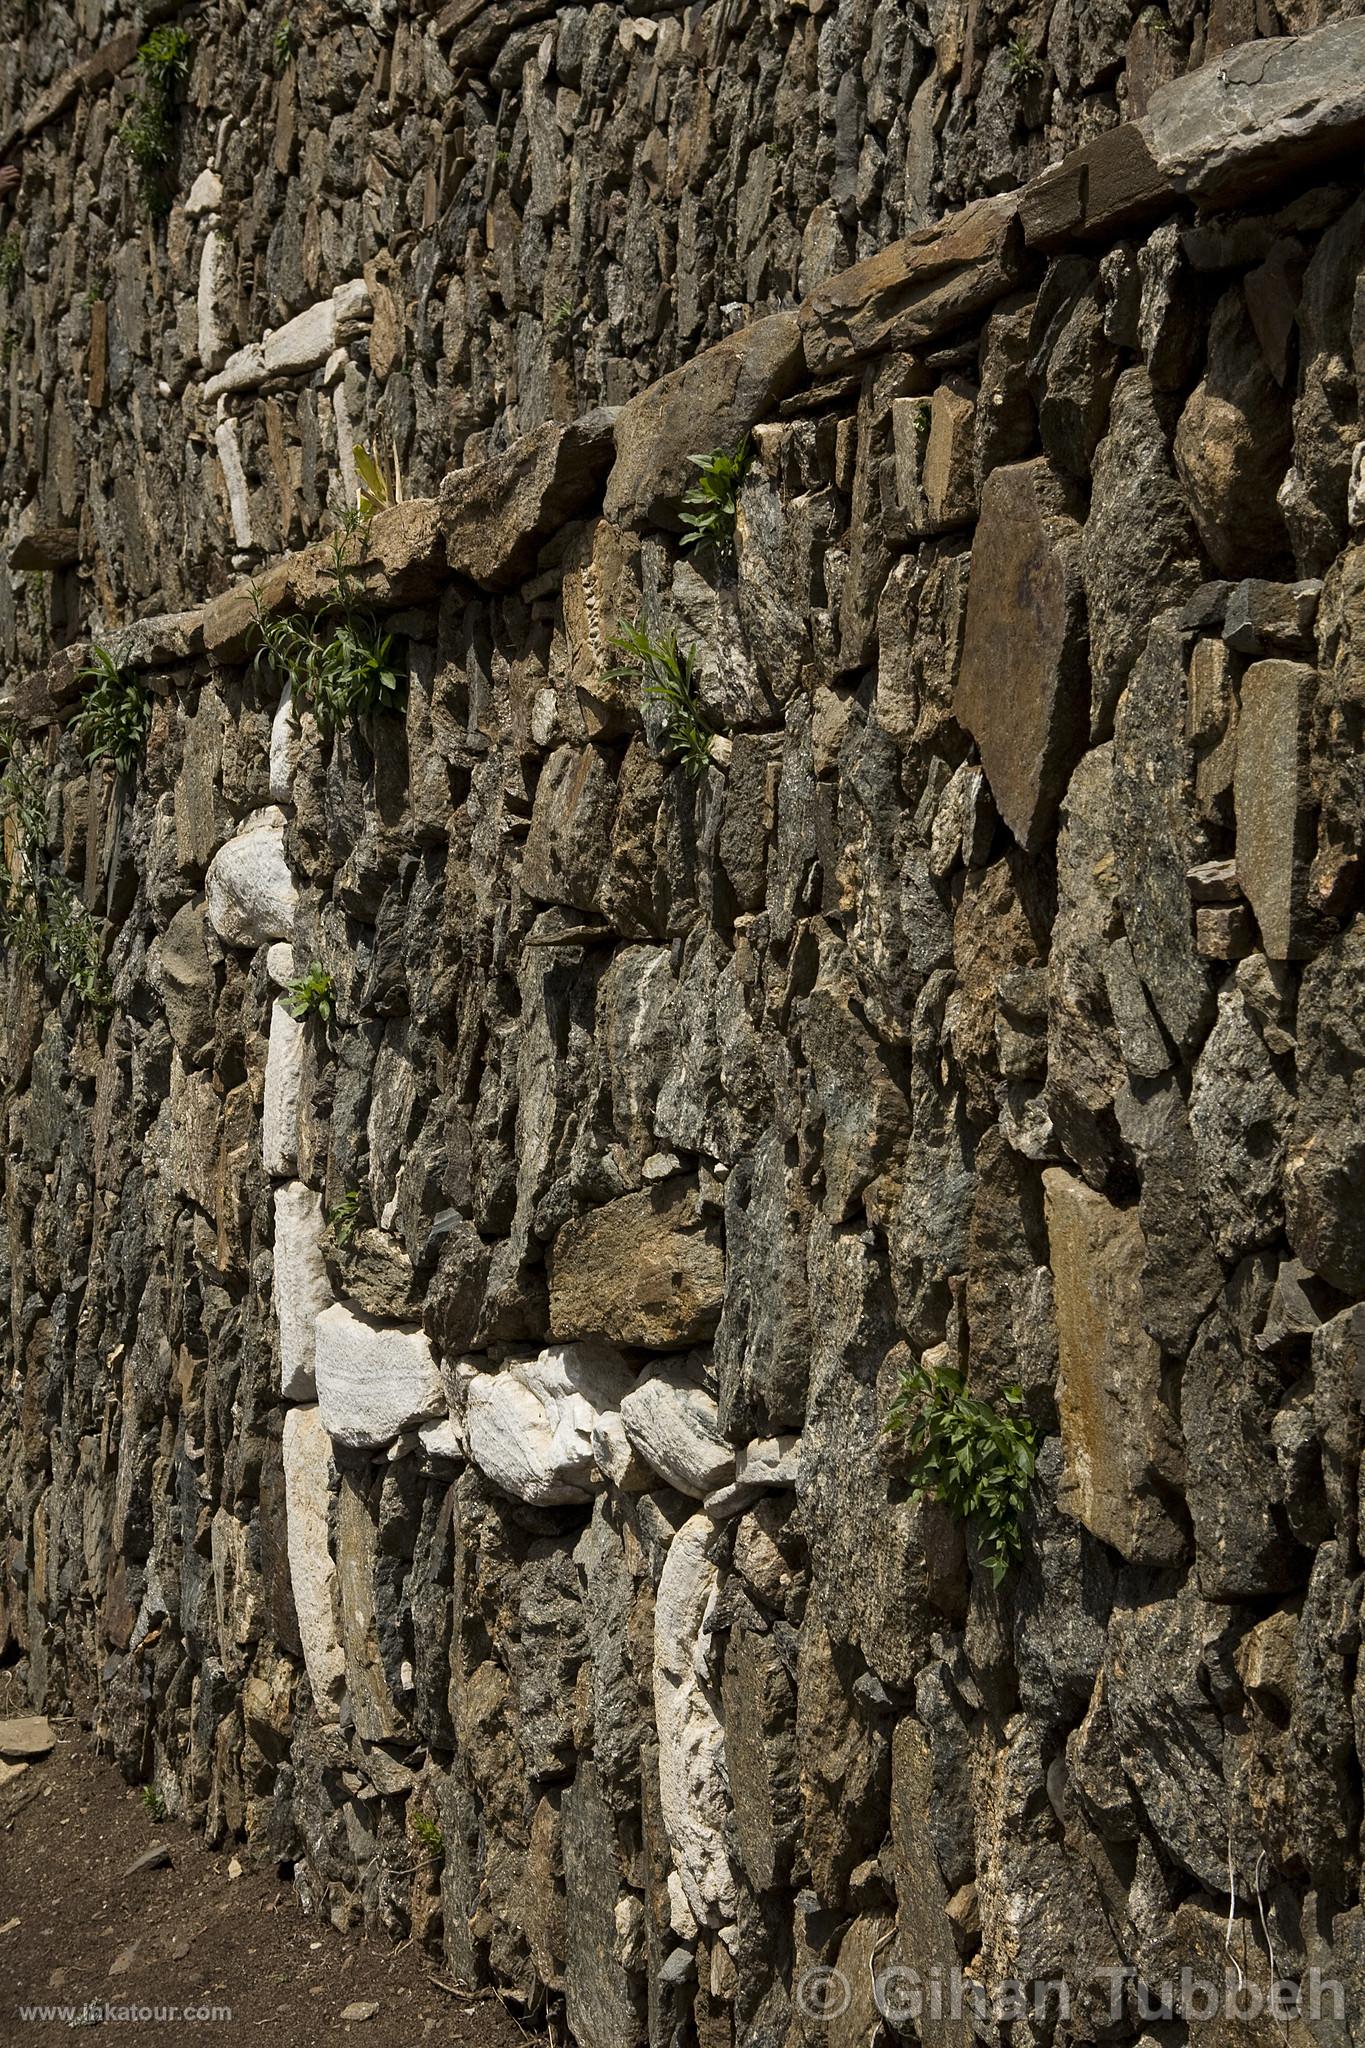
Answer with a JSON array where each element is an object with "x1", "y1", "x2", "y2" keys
[{"x1": 5, "y1": 8, "x2": 1365, "y2": 2048}]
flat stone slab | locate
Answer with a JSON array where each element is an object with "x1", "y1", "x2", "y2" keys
[{"x1": 0, "y1": 1716, "x2": 54, "y2": 1761}]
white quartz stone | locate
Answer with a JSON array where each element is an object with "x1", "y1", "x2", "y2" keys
[
  {"x1": 591, "y1": 1410, "x2": 652, "y2": 1493},
  {"x1": 273, "y1": 1183, "x2": 331, "y2": 1400},
  {"x1": 204, "y1": 809, "x2": 296, "y2": 947},
  {"x1": 262, "y1": 277, "x2": 370, "y2": 379},
  {"x1": 620, "y1": 1361, "x2": 734, "y2": 1499},
  {"x1": 196, "y1": 228, "x2": 231, "y2": 372},
  {"x1": 185, "y1": 165, "x2": 223, "y2": 217},
  {"x1": 281, "y1": 1405, "x2": 344, "y2": 1722},
  {"x1": 262, "y1": 998, "x2": 305, "y2": 1178},
  {"x1": 418, "y1": 1415, "x2": 465, "y2": 1463},
  {"x1": 733, "y1": 1434, "x2": 801, "y2": 1488},
  {"x1": 314, "y1": 1302, "x2": 445, "y2": 1450},
  {"x1": 269, "y1": 683, "x2": 297, "y2": 803},
  {"x1": 214, "y1": 416, "x2": 253, "y2": 548},
  {"x1": 653, "y1": 1514, "x2": 736, "y2": 1929},
  {"x1": 265, "y1": 942, "x2": 296, "y2": 989},
  {"x1": 465, "y1": 1343, "x2": 635, "y2": 1506}
]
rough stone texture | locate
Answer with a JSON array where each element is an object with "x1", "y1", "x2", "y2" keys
[
  {"x1": 4, "y1": 21, "x2": 1365, "y2": 2041},
  {"x1": 273, "y1": 1184, "x2": 332, "y2": 1402},
  {"x1": 954, "y1": 461, "x2": 1088, "y2": 853},
  {"x1": 313, "y1": 1305, "x2": 446, "y2": 1451},
  {"x1": 1234, "y1": 658, "x2": 1315, "y2": 960},
  {"x1": 1043, "y1": 1170, "x2": 1186, "y2": 1564},
  {"x1": 204, "y1": 812, "x2": 297, "y2": 949}
]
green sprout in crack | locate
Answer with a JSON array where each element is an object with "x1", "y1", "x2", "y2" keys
[
  {"x1": 410, "y1": 1811, "x2": 445, "y2": 1859},
  {"x1": 74, "y1": 649, "x2": 152, "y2": 775},
  {"x1": 608, "y1": 619, "x2": 717, "y2": 779},
  {"x1": 327, "y1": 1188, "x2": 362, "y2": 1247},
  {"x1": 273, "y1": 19, "x2": 296, "y2": 68},
  {"x1": 679, "y1": 437, "x2": 752, "y2": 564},
  {"x1": 885, "y1": 1358, "x2": 1038, "y2": 1586},
  {"x1": 0, "y1": 232, "x2": 22, "y2": 299},
  {"x1": 139, "y1": 1783, "x2": 167, "y2": 1822},
  {"x1": 0, "y1": 738, "x2": 111, "y2": 1011},
  {"x1": 120, "y1": 27, "x2": 192, "y2": 218},
  {"x1": 284, "y1": 960, "x2": 334, "y2": 1024},
  {"x1": 1006, "y1": 33, "x2": 1044, "y2": 81},
  {"x1": 251, "y1": 497, "x2": 404, "y2": 738}
]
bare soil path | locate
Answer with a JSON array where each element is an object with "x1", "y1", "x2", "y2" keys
[{"x1": 0, "y1": 1716, "x2": 535, "y2": 2048}]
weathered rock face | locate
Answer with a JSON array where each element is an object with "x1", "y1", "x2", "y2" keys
[{"x1": 6, "y1": 14, "x2": 1365, "y2": 2046}]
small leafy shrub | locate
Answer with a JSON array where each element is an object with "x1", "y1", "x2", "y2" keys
[
  {"x1": 284, "y1": 961, "x2": 334, "y2": 1023},
  {"x1": 1006, "y1": 33, "x2": 1043, "y2": 81},
  {"x1": 0, "y1": 735, "x2": 110, "y2": 1014},
  {"x1": 410, "y1": 1811, "x2": 445, "y2": 1859},
  {"x1": 74, "y1": 649, "x2": 152, "y2": 775},
  {"x1": 273, "y1": 19, "x2": 296, "y2": 68},
  {"x1": 0, "y1": 232, "x2": 21, "y2": 298},
  {"x1": 679, "y1": 438, "x2": 752, "y2": 562},
  {"x1": 252, "y1": 493, "x2": 404, "y2": 737},
  {"x1": 885, "y1": 1358, "x2": 1038, "y2": 1585},
  {"x1": 328, "y1": 1189, "x2": 362, "y2": 1247},
  {"x1": 120, "y1": 28, "x2": 192, "y2": 216},
  {"x1": 140, "y1": 1783, "x2": 167, "y2": 1822},
  {"x1": 609, "y1": 620, "x2": 716, "y2": 778}
]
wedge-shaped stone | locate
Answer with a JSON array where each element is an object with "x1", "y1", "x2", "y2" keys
[
  {"x1": 604, "y1": 314, "x2": 803, "y2": 529},
  {"x1": 620, "y1": 1358, "x2": 734, "y2": 1499},
  {"x1": 465, "y1": 1343, "x2": 634, "y2": 1505},
  {"x1": 955, "y1": 461, "x2": 1088, "y2": 854},
  {"x1": 204, "y1": 810, "x2": 297, "y2": 948},
  {"x1": 441, "y1": 411, "x2": 618, "y2": 589},
  {"x1": 1142, "y1": 20, "x2": 1365, "y2": 209},
  {"x1": 313, "y1": 1302, "x2": 445, "y2": 1449},
  {"x1": 1043, "y1": 1169, "x2": 1187, "y2": 1564},
  {"x1": 800, "y1": 196, "x2": 1024, "y2": 375},
  {"x1": 653, "y1": 1514, "x2": 736, "y2": 1928},
  {"x1": 281, "y1": 1405, "x2": 344, "y2": 1722},
  {"x1": 273, "y1": 1183, "x2": 332, "y2": 1401},
  {"x1": 1234, "y1": 659, "x2": 1315, "y2": 961}
]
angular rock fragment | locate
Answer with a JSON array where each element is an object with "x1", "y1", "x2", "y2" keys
[
  {"x1": 204, "y1": 810, "x2": 297, "y2": 948},
  {"x1": 281, "y1": 1405, "x2": 344, "y2": 1722},
  {"x1": 954, "y1": 460, "x2": 1088, "y2": 854},
  {"x1": 313, "y1": 1304, "x2": 446, "y2": 1450},
  {"x1": 653, "y1": 1514, "x2": 735, "y2": 1929},
  {"x1": 465, "y1": 1343, "x2": 633, "y2": 1506},
  {"x1": 1286, "y1": 919, "x2": 1365, "y2": 1293},
  {"x1": 1233, "y1": 659, "x2": 1315, "y2": 960},
  {"x1": 442, "y1": 411, "x2": 618, "y2": 588},
  {"x1": 549, "y1": 1177, "x2": 724, "y2": 1349},
  {"x1": 620, "y1": 1359, "x2": 733, "y2": 1499},
  {"x1": 262, "y1": 999, "x2": 306, "y2": 1179},
  {"x1": 273, "y1": 1183, "x2": 332, "y2": 1401}
]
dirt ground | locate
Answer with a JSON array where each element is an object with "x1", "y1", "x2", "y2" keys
[{"x1": 0, "y1": 1715, "x2": 537, "y2": 2047}]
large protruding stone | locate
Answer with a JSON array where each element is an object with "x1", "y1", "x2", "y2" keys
[
  {"x1": 548, "y1": 1177, "x2": 725, "y2": 1349},
  {"x1": 204, "y1": 810, "x2": 297, "y2": 948},
  {"x1": 313, "y1": 1303, "x2": 446, "y2": 1449},
  {"x1": 603, "y1": 313, "x2": 803, "y2": 531},
  {"x1": 1141, "y1": 19, "x2": 1365, "y2": 209},
  {"x1": 800, "y1": 196, "x2": 1024, "y2": 374},
  {"x1": 653, "y1": 1514, "x2": 735, "y2": 1929},
  {"x1": 464, "y1": 1343, "x2": 635, "y2": 1506},
  {"x1": 281, "y1": 1405, "x2": 344, "y2": 1723},
  {"x1": 273, "y1": 1183, "x2": 332, "y2": 1401},
  {"x1": 1043, "y1": 1169, "x2": 1187, "y2": 1564},
  {"x1": 1234, "y1": 659, "x2": 1315, "y2": 961},
  {"x1": 954, "y1": 461, "x2": 1089, "y2": 854},
  {"x1": 441, "y1": 411, "x2": 619, "y2": 589}
]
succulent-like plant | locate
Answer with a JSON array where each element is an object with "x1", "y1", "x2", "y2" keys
[
  {"x1": 679, "y1": 438, "x2": 752, "y2": 563},
  {"x1": 327, "y1": 1189, "x2": 362, "y2": 1247},
  {"x1": 74, "y1": 649, "x2": 152, "y2": 775},
  {"x1": 1006, "y1": 33, "x2": 1044, "y2": 81},
  {"x1": 609, "y1": 619, "x2": 717, "y2": 778}
]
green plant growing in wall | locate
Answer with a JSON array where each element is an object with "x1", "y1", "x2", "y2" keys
[
  {"x1": 251, "y1": 477, "x2": 405, "y2": 736},
  {"x1": 0, "y1": 737, "x2": 112, "y2": 1015},
  {"x1": 327, "y1": 1188, "x2": 362, "y2": 1247},
  {"x1": 679, "y1": 438, "x2": 752, "y2": 563},
  {"x1": 119, "y1": 27, "x2": 193, "y2": 217},
  {"x1": 273, "y1": 19, "x2": 296, "y2": 68},
  {"x1": 74, "y1": 649, "x2": 153, "y2": 775},
  {"x1": 284, "y1": 961, "x2": 335, "y2": 1023},
  {"x1": 410, "y1": 1811, "x2": 445, "y2": 1859},
  {"x1": 0, "y1": 232, "x2": 22, "y2": 299},
  {"x1": 609, "y1": 620, "x2": 717, "y2": 779},
  {"x1": 884, "y1": 1358, "x2": 1038, "y2": 1585},
  {"x1": 1006, "y1": 33, "x2": 1044, "y2": 81},
  {"x1": 140, "y1": 1783, "x2": 167, "y2": 1821}
]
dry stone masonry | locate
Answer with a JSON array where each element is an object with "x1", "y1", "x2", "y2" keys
[{"x1": 4, "y1": 6, "x2": 1365, "y2": 2048}]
